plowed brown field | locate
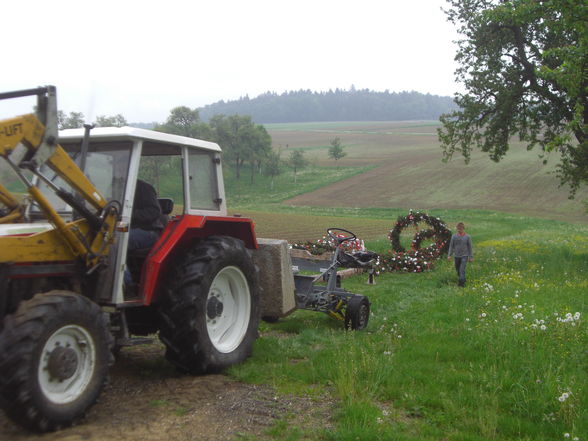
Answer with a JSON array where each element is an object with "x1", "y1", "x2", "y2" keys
[{"x1": 266, "y1": 122, "x2": 588, "y2": 222}]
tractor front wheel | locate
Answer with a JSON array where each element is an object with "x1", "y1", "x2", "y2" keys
[
  {"x1": 158, "y1": 236, "x2": 260, "y2": 374},
  {"x1": 0, "y1": 291, "x2": 113, "y2": 432}
]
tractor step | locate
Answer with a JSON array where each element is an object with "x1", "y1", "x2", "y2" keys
[{"x1": 116, "y1": 337, "x2": 154, "y2": 347}]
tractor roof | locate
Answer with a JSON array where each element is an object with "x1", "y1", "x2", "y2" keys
[{"x1": 59, "y1": 126, "x2": 221, "y2": 153}]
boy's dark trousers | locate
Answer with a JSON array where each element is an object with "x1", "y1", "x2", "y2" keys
[{"x1": 454, "y1": 257, "x2": 468, "y2": 286}]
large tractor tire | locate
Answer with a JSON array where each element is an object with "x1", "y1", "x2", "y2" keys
[
  {"x1": 158, "y1": 236, "x2": 260, "y2": 374},
  {"x1": 0, "y1": 291, "x2": 113, "y2": 432}
]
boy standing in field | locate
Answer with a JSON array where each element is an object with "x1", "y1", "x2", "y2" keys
[{"x1": 447, "y1": 222, "x2": 474, "y2": 287}]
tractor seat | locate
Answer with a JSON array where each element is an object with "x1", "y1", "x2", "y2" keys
[
  {"x1": 337, "y1": 250, "x2": 379, "y2": 268},
  {"x1": 126, "y1": 198, "x2": 173, "y2": 275},
  {"x1": 353, "y1": 251, "x2": 379, "y2": 263}
]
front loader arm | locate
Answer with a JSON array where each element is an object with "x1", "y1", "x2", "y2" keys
[
  {"x1": 0, "y1": 87, "x2": 117, "y2": 269},
  {"x1": 0, "y1": 87, "x2": 106, "y2": 210},
  {"x1": 0, "y1": 110, "x2": 46, "y2": 224}
]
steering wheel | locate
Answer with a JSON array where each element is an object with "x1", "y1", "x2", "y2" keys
[{"x1": 327, "y1": 228, "x2": 357, "y2": 245}]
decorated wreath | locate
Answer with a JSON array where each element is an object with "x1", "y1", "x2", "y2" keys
[
  {"x1": 389, "y1": 210, "x2": 451, "y2": 255},
  {"x1": 372, "y1": 210, "x2": 452, "y2": 273}
]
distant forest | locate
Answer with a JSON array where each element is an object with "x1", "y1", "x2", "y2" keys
[{"x1": 198, "y1": 88, "x2": 457, "y2": 124}]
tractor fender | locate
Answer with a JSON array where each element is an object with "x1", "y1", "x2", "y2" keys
[{"x1": 140, "y1": 215, "x2": 258, "y2": 305}]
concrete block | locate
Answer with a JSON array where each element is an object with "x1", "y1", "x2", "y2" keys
[{"x1": 252, "y1": 238, "x2": 297, "y2": 319}]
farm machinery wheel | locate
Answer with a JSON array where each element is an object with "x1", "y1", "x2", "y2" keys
[
  {"x1": 0, "y1": 291, "x2": 113, "y2": 432},
  {"x1": 158, "y1": 236, "x2": 260, "y2": 374},
  {"x1": 344, "y1": 295, "x2": 370, "y2": 330}
]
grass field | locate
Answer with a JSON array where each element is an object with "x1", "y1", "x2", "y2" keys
[
  {"x1": 263, "y1": 121, "x2": 588, "y2": 223},
  {"x1": 221, "y1": 122, "x2": 586, "y2": 440},
  {"x1": 230, "y1": 208, "x2": 587, "y2": 441}
]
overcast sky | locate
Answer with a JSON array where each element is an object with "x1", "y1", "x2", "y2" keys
[{"x1": 1, "y1": 0, "x2": 460, "y2": 123}]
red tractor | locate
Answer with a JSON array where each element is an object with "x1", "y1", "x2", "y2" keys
[{"x1": 0, "y1": 87, "x2": 260, "y2": 431}]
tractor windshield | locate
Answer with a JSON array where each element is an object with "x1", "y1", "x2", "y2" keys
[{"x1": 31, "y1": 141, "x2": 132, "y2": 218}]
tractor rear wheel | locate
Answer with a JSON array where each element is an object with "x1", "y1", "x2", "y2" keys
[
  {"x1": 0, "y1": 291, "x2": 113, "y2": 432},
  {"x1": 158, "y1": 236, "x2": 260, "y2": 374},
  {"x1": 344, "y1": 295, "x2": 370, "y2": 330}
]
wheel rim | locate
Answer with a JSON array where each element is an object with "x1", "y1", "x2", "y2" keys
[
  {"x1": 206, "y1": 266, "x2": 251, "y2": 353},
  {"x1": 357, "y1": 302, "x2": 369, "y2": 329},
  {"x1": 38, "y1": 324, "x2": 96, "y2": 404}
]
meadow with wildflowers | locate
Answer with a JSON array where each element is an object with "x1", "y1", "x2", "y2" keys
[{"x1": 230, "y1": 208, "x2": 587, "y2": 441}]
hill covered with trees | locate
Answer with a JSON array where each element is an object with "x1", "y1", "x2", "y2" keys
[{"x1": 198, "y1": 88, "x2": 457, "y2": 123}]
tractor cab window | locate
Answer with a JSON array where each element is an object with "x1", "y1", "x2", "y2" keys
[
  {"x1": 32, "y1": 142, "x2": 132, "y2": 217},
  {"x1": 138, "y1": 142, "x2": 183, "y2": 211},
  {"x1": 188, "y1": 150, "x2": 220, "y2": 211}
]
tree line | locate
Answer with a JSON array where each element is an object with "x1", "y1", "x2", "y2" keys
[
  {"x1": 58, "y1": 106, "x2": 287, "y2": 185},
  {"x1": 155, "y1": 108, "x2": 346, "y2": 186},
  {"x1": 154, "y1": 107, "x2": 273, "y2": 183},
  {"x1": 198, "y1": 88, "x2": 457, "y2": 123},
  {"x1": 58, "y1": 111, "x2": 129, "y2": 129}
]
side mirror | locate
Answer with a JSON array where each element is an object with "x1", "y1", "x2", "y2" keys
[{"x1": 158, "y1": 198, "x2": 174, "y2": 215}]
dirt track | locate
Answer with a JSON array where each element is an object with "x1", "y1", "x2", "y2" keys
[{"x1": 0, "y1": 342, "x2": 333, "y2": 441}]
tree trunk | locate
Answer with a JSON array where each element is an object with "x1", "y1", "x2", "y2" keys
[
  {"x1": 234, "y1": 158, "x2": 240, "y2": 179},
  {"x1": 154, "y1": 161, "x2": 161, "y2": 193}
]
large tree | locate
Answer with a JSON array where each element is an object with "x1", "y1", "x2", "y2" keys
[
  {"x1": 155, "y1": 106, "x2": 211, "y2": 139},
  {"x1": 438, "y1": 0, "x2": 587, "y2": 195},
  {"x1": 209, "y1": 114, "x2": 271, "y2": 181}
]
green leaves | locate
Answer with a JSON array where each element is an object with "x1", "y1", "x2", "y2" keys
[
  {"x1": 440, "y1": 0, "x2": 587, "y2": 196},
  {"x1": 155, "y1": 106, "x2": 211, "y2": 139},
  {"x1": 95, "y1": 114, "x2": 127, "y2": 128},
  {"x1": 57, "y1": 111, "x2": 85, "y2": 129}
]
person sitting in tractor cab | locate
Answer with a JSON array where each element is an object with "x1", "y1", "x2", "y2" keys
[{"x1": 124, "y1": 179, "x2": 164, "y2": 285}]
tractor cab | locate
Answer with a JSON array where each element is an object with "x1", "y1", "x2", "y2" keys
[{"x1": 53, "y1": 126, "x2": 230, "y2": 304}]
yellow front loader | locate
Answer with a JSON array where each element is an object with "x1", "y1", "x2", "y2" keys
[{"x1": 0, "y1": 87, "x2": 121, "y2": 431}]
